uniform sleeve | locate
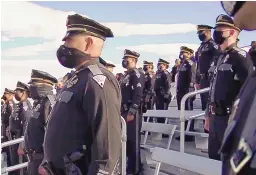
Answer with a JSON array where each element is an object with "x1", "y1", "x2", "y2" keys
[
  {"x1": 128, "y1": 70, "x2": 145, "y2": 115},
  {"x1": 235, "y1": 52, "x2": 254, "y2": 84},
  {"x1": 163, "y1": 71, "x2": 172, "y2": 95},
  {"x1": 83, "y1": 71, "x2": 122, "y2": 174},
  {"x1": 44, "y1": 100, "x2": 52, "y2": 127},
  {"x1": 190, "y1": 63, "x2": 197, "y2": 84}
]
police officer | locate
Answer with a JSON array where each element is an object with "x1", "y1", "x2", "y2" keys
[
  {"x1": 177, "y1": 46, "x2": 196, "y2": 111},
  {"x1": 154, "y1": 58, "x2": 172, "y2": 123},
  {"x1": 204, "y1": 14, "x2": 253, "y2": 161},
  {"x1": 142, "y1": 61, "x2": 155, "y2": 112},
  {"x1": 1, "y1": 88, "x2": 15, "y2": 167},
  {"x1": 120, "y1": 49, "x2": 145, "y2": 175},
  {"x1": 248, "y1": 41, "x2": 256, "y2": 67},
  {"x1": 24, "y1": 69, "x2": 57, "y2": 175},
  {"x1": 195, "y1": 25, "x2": 220, "y2": 111},
  {"x1": 176, "y1": 46, "x2": 196, "y2": 141},
  {"x1": 8, "y1": 82, "x2": 32, "y2": 173},
  {"x1": 43, "y1": 14, "x2": 122, "y2": 175},
  {"x1": 218, "y1": 2, "x2": 256, "y2": 174}
]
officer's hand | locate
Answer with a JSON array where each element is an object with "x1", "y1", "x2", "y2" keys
[
  {"x1": 38, "y1": 166, "x2": 48, "y2": 175},
  {"x1": 195, "y1": 84, "x2": 200, "y2": 90},
  {"x1": 127, "y1": 114, "x2": 134, "y2": 122},
  {"x1": 17, "y1": 147, "x2": 25, "y2": 156},
  {"x1": 204, "y1": 117, "x2": 210, "y2": 131}
]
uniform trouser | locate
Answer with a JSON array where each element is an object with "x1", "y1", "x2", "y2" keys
[
  {"x1": 122, "y1": 110, "x2": 142, "y2": 174},
  {"x1": 9, "y1": 130, "x2": 22, "y2": 175},
  {"x1": 155, "y1": 94, "x2": 169, "y2": 123},
  {"x1": 176, "y1": 89, "x2": 194, "y2": 132},
  {"x1": 208, "y1": 115, "x2": 229, "y2": 160},
  {"x1": 176, "y1": 89, "x2": 193, "y2": 111},
  {"x1": 27, "y1": 153, "x2": 44, "y2": 175},
  {"x1": 199, "y1": 78, "x2": 210, "y2": 111}
]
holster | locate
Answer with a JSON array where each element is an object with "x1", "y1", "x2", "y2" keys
[{"x1": 209, "y1": 102, "x2": 231, "y2": 116}]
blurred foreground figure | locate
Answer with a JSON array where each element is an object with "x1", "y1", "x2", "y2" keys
[{"x1": 219, "y1": 1, "x2": 256, "y2": 175}]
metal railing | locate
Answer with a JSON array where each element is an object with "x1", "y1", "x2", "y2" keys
[
  {"x1": 1, "y1": 137, "x2": 29, "y2": 174},
  {"x1": 1, "y1": 117, "x2": 127, "y2": 174},
  {"x1": 180, "y1": 87, "x2": 210, "y2": 153},
  {"x1": 120, "y1": 117, "x2": 127, "y2": 175}
]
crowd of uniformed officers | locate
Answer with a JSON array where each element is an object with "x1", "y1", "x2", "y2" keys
[{"x1": 1, "y1": 2, "x2": 256, "y2": 174}]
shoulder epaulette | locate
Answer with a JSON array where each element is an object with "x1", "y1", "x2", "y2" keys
[
  {"x1": 134, "y1": 69, "x2": 141, "y2": 78},
  {"x1": 233, "y1": 47, "x2": 247, "y2": 58}
]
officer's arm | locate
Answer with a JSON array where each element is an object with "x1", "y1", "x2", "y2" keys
[
  {"x1": 44, "y1": 100, "x2": 52, "y2": 127},
  {"x1": 83, "y1": 74, "x2": 122, "y2": 174},
  {"x1": 235, "y1": 52, "x2": 254, "y2": 84},
  {"x1": 190, "y1": 63, "x2": 197, "y2": 84},
  {"x1": 163, "y1": 71, "x2": 172, "y2": 95}
]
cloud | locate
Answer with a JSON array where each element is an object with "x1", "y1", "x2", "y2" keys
[
  {"x1": 116, "y1": 43, "x2": 200, "y2": 64},
  {"x1": 1, "y1": 1, "x2": 197, "y2": 57},
  {"x1": 1, "y1": 35, "x2": 10, "y2": 41},
  {"x1": 0, "y1": 59, "x2": 129, "y2": 94}
]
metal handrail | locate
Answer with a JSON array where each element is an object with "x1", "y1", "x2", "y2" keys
[
  {"x1": 1, "y1": 117, "x2": 127, "y2": 174},
  {"x1": 180, "y1": 87, "x2": 210, "y2": 153},
  {"x1": 1, "y1": 162, "x2": 28, "y2": 173},
  {"x1": 120, "y1": 117, "x2": 127, "y2": 175},
  {"x1": 1, "y1": 137, "x2": 24, "y2": 149}
]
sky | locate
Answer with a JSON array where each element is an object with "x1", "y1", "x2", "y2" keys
[{"x1": 1, "y1": 1, "x2": 256, "y2": 94}]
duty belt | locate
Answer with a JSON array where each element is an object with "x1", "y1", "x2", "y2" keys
[
  {"x1": 208, "y1": 102, "x2": 231, "y2": 116},
  {"x1": 230, "y1": 137, "x2": 256, "y2": 174}
]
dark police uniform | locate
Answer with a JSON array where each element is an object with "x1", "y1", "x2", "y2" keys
[
  {"x1": 195, "y1": 25, "x2": 220, "y2": 110},
  {"x1": 142, "y1": 61, "x2": 155, "y2": 112},
  {"x1": 1, "y1": 88, "x2": 15, "y2": 167},
  {"x1": 206, "y1": 15, "x2": 254, "y2": 161},
  {"x1": 176, "y1": 46, "x2": 196, "y2": 111},
  {"x1": 154, "y1": 58, "x2": 172, "y2": 122},
  {"x1": 1, "y1": 89, "x2": 15, "y2": 142},
  {"x1": 120, "y1": 49, "x2": 145, "y2": 174},
  {"x1": 44, "y1": 14, "x2": 122, "y2": 175},
  {"x1": 220, "y1": 67, "x2": 256, "y2": 175},
  {"x1": 248, "y1": 41, "x2": 256, "y2": 67},
  {"x1": 24, "y1": 70, "x2": 57, "y2": 175},
  {"x1": 9, "y1": 82, "x2": 32, "y2": 172}
]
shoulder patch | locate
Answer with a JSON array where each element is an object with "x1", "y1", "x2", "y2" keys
[
  {"x1": 92, "y1": 75, "x2": 106, "y2": 88},
  {"x1": 233, "y1": 47, "x2": 247, "y2": 58},
  {"x1": 134, "y1": 69, "x2": 140, "y2": 78},
  {"x1": 88, "y1": 64, "x2": 103, "y2": 76}
]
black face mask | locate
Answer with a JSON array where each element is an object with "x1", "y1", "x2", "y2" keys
[
  {"x1": 143, "y1": 66, "x2": 148, "y2": 72},
  {"x1": 122, "y1": 60, "x2": 129, "y2": 69},
  {"x1": 29, "y1": 85, "x2": 53, "y2": 100},
  {"x1": 213, "y1": 30, "x2": 226, "y2": 45},
  {"x1": 14, "y1": 94, "x2": 22, "y2": 101},
  {"x1": 198, "y1": 33, "x2": 206, "y2": 41},
  {"x1": 56, "y1": 45, "x2": 89, "y2": 69}
]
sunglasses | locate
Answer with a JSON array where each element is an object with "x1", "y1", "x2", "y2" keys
[{"x1": 221, "y1": 1, "x2": 245, "y2": 17}]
